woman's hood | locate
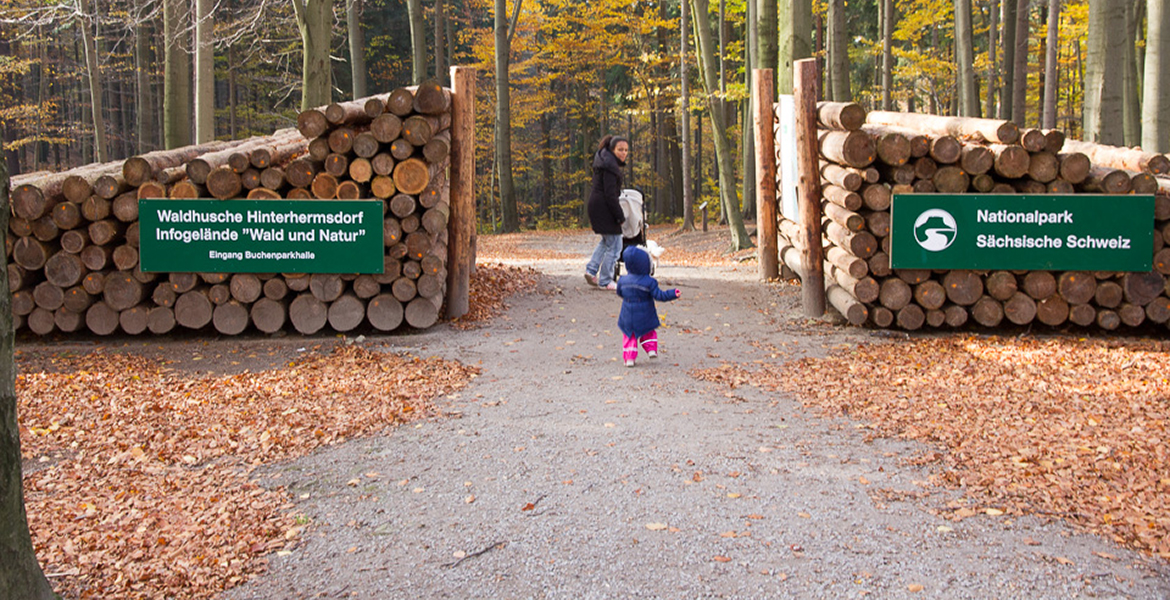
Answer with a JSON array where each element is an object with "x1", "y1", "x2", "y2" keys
[{"x1": 593, "y1": 148, "x2": 625, "y2": 173}]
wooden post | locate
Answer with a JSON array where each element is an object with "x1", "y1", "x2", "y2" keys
[
  {"x1": 794, "y1": 58, "x2": 825, "y2": 317},
  {"x1": 446, "y1": 66, "x2": 476, "y2": 319},
  {"x1": 754, "y1": 68, "x2": 779, "y2": 280}
]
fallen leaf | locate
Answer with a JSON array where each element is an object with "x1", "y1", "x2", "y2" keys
[
  {"x1": 1054, "y1": 556, "x2": 1074, "y2": 566},
  {"x1": 645, "y1": 523, "x2": 668, "y2": 531},
  {"x1": 712, "y1": 555, "x2": 732, "y2": 562},
  {"x1": 908, "y1": 584, "x2": 924, "y2": 592}
]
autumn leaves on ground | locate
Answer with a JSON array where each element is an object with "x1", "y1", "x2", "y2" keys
[{"x1": 18, "y1": 228, "x2": 1170, "y2": 598}]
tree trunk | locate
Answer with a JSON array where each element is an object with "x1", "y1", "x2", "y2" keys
[
  {"x1": 1123, "y1": 1, "x2": 1144, "y2": 146},
  {"x1": 681, "y1": 0, "x2": 694, "y2": 230},
  {"x1": 1144, "y1": 0, "x2": 1170, "y2": 151},
  {"x1": 433, "y1": 0, "x2": 446, "y2": 85},
  {"x1": 881, "y1": 0, "x2": 894, "y2": 110},
  {"x1": 778, "y1": 0, "x2": 813, "y2": 95},
  {"x1": 956, "y1": 0, "x2": 978, "y2": 116},
  {"x1": 1011, "y1": 0, "x2": 1029, "y2": 124},
  {"x1": 495, "y1": 0, "x2": 520, "y2": 232},
  {"x1": 0, "y1": 160, "x2": 57, "y2": 600},
  {"x1": 407, "y1": 0, "x2": 427, "y2": 83},
  {"x1": 293, "y1": 0, "x2": 333, "y2": 110},
  {"x1": 987, "y1": 0, "x2": 999, "y2": 119},
  {"x1": 827, "y1": 0, "x2": 850, "y2": 101},
  {"x1": 348, "y1": 0, "x2": 368, "y2": 98},
  {"x1": 134, "y1": 0, "x2": 156, "y2": 153},
  {"x1": 691, "y1": 0, "x2": 753, "y2": 250},
  {"x1": 1000, "y1": 0, "x2": 1017, "y2": 119},
  {"x1": 1084, "y1": 0, "x2": 1126, "y2": 144},
  {"x1": 163, "y1": 0, "x2": 191, "y2": 148},
  {"x1": 194, "y1": 0, "x2": 214, "y2": 143},
  {"x1": 79, "y1": 0, "x2": 109, "y2": 162},
  {"x1": 1041, "y1": 0, "x2": 1060, "y2": 129}
]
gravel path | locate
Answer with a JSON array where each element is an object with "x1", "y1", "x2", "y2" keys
[{"x1": 223, "y1": 231, "x2": 1170, "y2": 600}]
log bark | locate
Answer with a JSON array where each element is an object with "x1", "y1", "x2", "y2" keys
[
  {"x1": 971, "y1": 296, "x2": 1004, "y2": 327},
  {"x1": 250, "y1": 298, "x2": 287, "y2": 333},
  {"x1": 405, "y1": 296, "x2": 440, "y2": 328},
  {"x1": 327, "y1": 294, "x2": 366, "y2": 331},
  {"x1": 1058, "y1": 271, "x2": 1097, "y2": 305},
  {"x1": 865, "y1": 110, "x2": 1020, "y2": 144},
  {"x1": 212, "y1": 300, "x2": 250, "y2": 335},
  {"x1": 821, "y1": 162, "x2": 863, "y2": 190},
  {"x1": 85, "y1": 301, "x2": 120, "y2": 335},
  {"x1": 175, "y1": 290, "x2": 213, "y2": 329},
  {"x1": 367, "y1": 293, "x2": 404, "y2": 330},
  {"x1": 816, "y1": 101, "x2": 867, "y2": 131},
  {"x1": 1061, "y1": 139, "x2": 1170, "y2": 175},
  {"x1": 290, "y1": 293, "x2": 328, "y2": 334},
  {"x1": 818, "y1": 130, "x2": 876, "y2": 168},
  {"x1": 943, "y1": 270, "x2": 983, "y2": 305},
  {"x1": 1022, "y1": 271, "x2": 1057, "y2": 299},
  {"x1": 826, "y1": 284, "x2": 868, "y2": 325},
  {"x1": 1004, "y1": 291, "x2": 1038, "y2": 324}
]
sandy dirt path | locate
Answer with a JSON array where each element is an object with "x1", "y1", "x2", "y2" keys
[{"x1": 222, "y1": 230, "x2": 1169, "y2": 599}]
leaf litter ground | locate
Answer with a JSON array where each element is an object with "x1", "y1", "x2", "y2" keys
[
  {"x1": 18, "y1": 226, "x2": 1170, "y2": 597},
  {"x1": 694, "y1": 334, "x2": 1170, "y2": 559},
  {"x1": 16, "y1": 264, "x2": 536, "y2": 599}
]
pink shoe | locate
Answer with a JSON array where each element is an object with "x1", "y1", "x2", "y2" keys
[{"x1": 602, "y1": 282, "x2": 617, "y2": 291}]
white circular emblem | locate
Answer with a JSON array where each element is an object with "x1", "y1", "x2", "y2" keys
[{"x1": 912, "y1": 209, "x2": 958, "y2": 252}]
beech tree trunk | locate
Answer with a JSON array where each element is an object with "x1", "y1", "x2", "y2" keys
[
  {"x1": 163, "y1": 0, "x2": 191, "y2": 148},
  {"x1": 194, "y1": 0, "x2": 214, "y2": 143},
  {"x1": 955, "y1": 0, "x2": 978, "y2": 117},
  {"x1": 778, "y1": 0, "x2": 813, "y2": 95},
  {"x1": 1042, "y1": 0, "x2": 1060, "y2": 129},
  {"x1": 827, "y1": 0, "x2": 850, "y2": 101},
  {"x1": 495, "y1": 0, "x2": 520, "y2": 232},
  {"x1": 347, "y1": 0, "x2": 368, "y2": 98},
  {"x1": 78, "y1": 0, "x2": 109, "y2": 162},
  {"x1": 1144, "y1": 0, "x2": 1170, "y2": 152},
  {"x1": 293, "y1": 0, "x2": 333, "y2": 110},
  {"x1": 691, "y1": 0, "x2": 753, "y2": 250},
  {"x1": 407, "y1": 0, "x2": 427, "y2": 83},
  {"x1": 1083, "y1": 0, "x2": 1126, "y2": 144}
]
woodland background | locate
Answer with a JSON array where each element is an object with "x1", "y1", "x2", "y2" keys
[{"x1": 0, "y1": 1, "x2": 1164, "y2": 242}]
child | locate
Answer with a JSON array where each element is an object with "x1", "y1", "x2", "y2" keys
[{"x1": 615, "y1": 245, "x2": 681, "y2": 367}]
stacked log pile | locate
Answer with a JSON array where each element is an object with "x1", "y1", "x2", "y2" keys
[
  {"x1": 7, "y1": 82, "x2": 454, "y2": 337},
  {"x1": 776, "y1": 102, "x2": 1170, "y2": 332}
]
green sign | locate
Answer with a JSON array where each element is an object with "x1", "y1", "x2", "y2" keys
[
  {"x1": 890, "y1": 194, "x2": 1154, "y2": 271},
  {"x1": 139, "y1": 199, "x2": 384, "y2": 273}
]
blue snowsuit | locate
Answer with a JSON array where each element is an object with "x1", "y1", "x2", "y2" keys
[{"x1": 616, "y1": 246, "x2": 680, "y2": 338}]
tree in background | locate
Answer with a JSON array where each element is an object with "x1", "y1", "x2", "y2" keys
[
  {"x1": 827, "y1": 0, "x2": 850, "y2": 101},
  {"x1": 691, "y1": 0, "x2": 752, "y2": 250},
  {"x1": 955, "y1": 0, "x2": 978, "y2": 116},
  {"x1": 349, "y1": 0, "x2": 369, "y2": 98},
  {"x1": 494, "y1": 0, "x2": 522, "y2": 232},
  {"x1": 407, "y1": 0, "x2": 427, "y2": 83},
  {"x1": 194, "y1": 0, "x2": 215, "y2": 143},
  {"x1": 293, "y1": 0, "x2": 333, "y2": 109},
  {"x1": 1083, "y1": 0, "x2": 1125, "y2": 144},
  {"x1": 1042, "y1": 0, "x2": 1060, "y2": 129},
  {"x1": 77, "y1": 0, "x2": 109, "y2": 161},
  {"x1": 1144, "y1": 0, "x2": 1170, "y2": 152},
  {"x1": 163, "y1": 0, "x2": 192, "y2": 148}
]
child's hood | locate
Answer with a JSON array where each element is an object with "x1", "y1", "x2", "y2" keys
[{"x1": 622, "y1": 246, "x2": 652, "y2": 275}]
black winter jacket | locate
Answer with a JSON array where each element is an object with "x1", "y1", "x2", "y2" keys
[{"x1": 587, "y1": 148, "x2": 626, "y2": 235}]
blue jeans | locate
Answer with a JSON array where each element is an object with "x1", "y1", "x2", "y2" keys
[{"x1": 585, "y1": 234, "x2": 622, "y2": 286}]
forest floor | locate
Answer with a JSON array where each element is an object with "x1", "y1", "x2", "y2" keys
[{"x1": 17, "y1": 224, "x2": 1170, "y2": 599}]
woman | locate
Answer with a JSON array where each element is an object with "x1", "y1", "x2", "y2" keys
[{"x1": 584, "y1": 135, "x2": 629, "y2": 290}]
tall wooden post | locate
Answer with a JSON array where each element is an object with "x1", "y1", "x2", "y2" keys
[
  {"x1": 446, "y1": 66, "x2": 476, "y2": 319},
  {"x1": 793, "y1": 58, "x2": 825, "y2": 317},
  {"x1": 754, "y1": 68, "x2": 779, "y2": 280}
]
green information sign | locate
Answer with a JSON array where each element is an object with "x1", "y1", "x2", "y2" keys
[
  {"x1": 138, "y1": 199, "x2": 384, "y2": 273},
  {"x1": 890, "y1": 194, "x2": 1154, "y2": 271}
]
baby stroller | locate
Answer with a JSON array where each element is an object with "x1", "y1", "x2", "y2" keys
[{"x1": 614, "y1": 188, "x2": 648, "y2": 280}]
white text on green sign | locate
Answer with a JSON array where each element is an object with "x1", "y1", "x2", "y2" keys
[
  {"x1": 890, "y1": 194, "x2": 1153, "y2": 271},
  {"x1": 139, "y1": 199, "x2": 385, "y2": 274}
]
